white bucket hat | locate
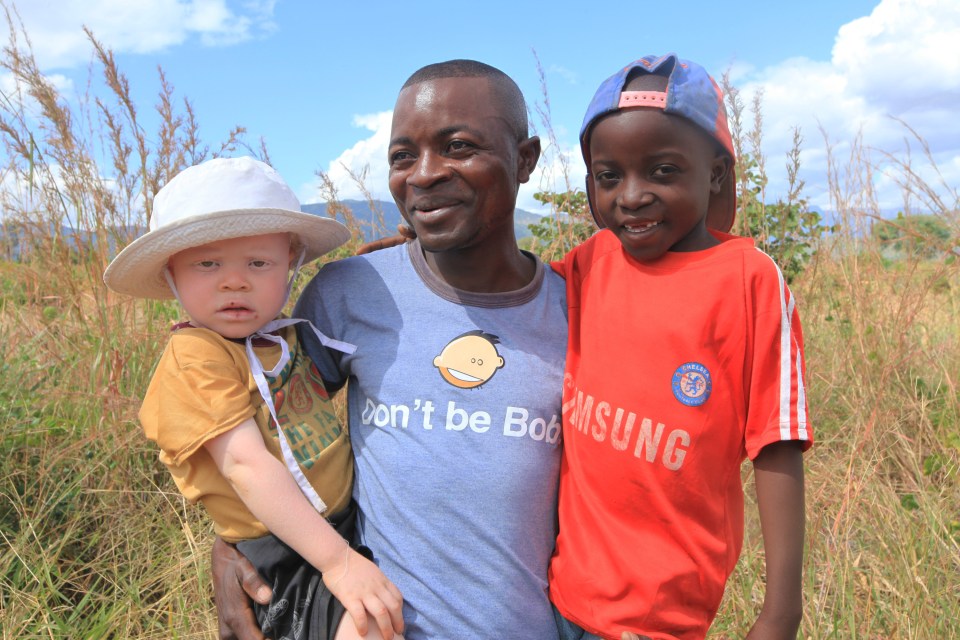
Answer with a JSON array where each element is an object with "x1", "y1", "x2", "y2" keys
[{"x1": 104, "y1": 156, "x2": 349, "y2": 299}]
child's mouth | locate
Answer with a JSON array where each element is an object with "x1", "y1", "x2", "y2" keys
[{"x1": 623, "y1": 221, "x2": 660, "y2": 234}]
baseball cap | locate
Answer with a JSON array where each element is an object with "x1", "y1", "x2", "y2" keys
[{"x1": 580, "y1": 53, "x2": 737, "y2": 232}]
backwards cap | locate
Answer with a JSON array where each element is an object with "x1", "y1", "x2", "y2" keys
[{"x1": 580, "y1": 53, "x2": 737, "y2": 232}]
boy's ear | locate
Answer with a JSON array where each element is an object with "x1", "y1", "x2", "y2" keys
[
  {"x1": 710, "y1": 154, "x2": 732, "y2": 194},
  {"x1": 516, "y1": 135, "x2": 541, "y2": 184}
]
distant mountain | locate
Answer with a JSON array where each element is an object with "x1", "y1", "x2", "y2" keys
[{"x1": 301, "y1": 199, "x2": 544, "y2": 240}]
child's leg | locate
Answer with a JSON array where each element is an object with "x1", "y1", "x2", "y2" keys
[{"x1": 333, "y1": 613, "x2": 404, "y2": 640}]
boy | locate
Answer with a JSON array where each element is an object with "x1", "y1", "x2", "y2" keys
[
  {"x1": 104, "y1": 157, "x2": 404, "y2": 640},
  {"x1": 548, "y1": 54, "x2": 812, "y2": 640}
]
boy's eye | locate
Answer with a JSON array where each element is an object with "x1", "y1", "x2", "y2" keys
[
  {"x1": 595, "y1": 171, "x2": 620, "y2": 185},
  {"x1": 652, "y1": 165, "x2": 679, "y2": 177},
  {"x1": 196, "y1": 260, "x2": 218, "y2": 269},
  {"x1": 250, "y1": 260, "x2": 270, "y2": 268}
]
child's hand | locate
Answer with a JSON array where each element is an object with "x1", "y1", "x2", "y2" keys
[{"x1": 322, "y1": 548, "x2": 404, "y2": 639}]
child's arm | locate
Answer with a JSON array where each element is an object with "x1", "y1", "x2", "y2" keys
[
  {"x1": 204, "y1": 418, "x2": 404, "y2": 639},
  {"x1": 747, "y1": 440, "x2": 805, "y2": 640}
]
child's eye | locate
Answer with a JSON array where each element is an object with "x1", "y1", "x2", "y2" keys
[
  {"x1": 595, "y1": 171, "x2": 620, "y2": 186},
  {"x1": 652, "y1": 165, "x2": 680, "y2": 177},
  {"x1": 250, "y1": 260, "x2": 271, "y2": 268},
  {"x1": 195, "y1": 260, "x2": 218, "y2": 269}
]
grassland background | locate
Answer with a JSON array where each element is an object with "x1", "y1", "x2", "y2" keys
[{"x1": 1, "y1": 19, "x2": 958, "y2": 640}]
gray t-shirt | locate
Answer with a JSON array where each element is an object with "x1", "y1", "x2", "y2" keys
[{"x1": 295, "y1": 240, "x2": 566, "y2": 639}]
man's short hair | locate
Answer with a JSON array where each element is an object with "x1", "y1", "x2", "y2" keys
[{"x1": 401, "y1": 59, "x2": 529, "y2": 140}]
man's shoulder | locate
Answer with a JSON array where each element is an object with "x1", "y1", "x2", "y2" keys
[{"x1": 316, "y1": 243, "x2": 408, "y2": 279}]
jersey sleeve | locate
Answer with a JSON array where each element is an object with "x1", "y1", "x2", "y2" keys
[
  {"x1": 141, "y1": 333, "x2": 255, "y2": 465},
  {"x1": 743, "y1": 254, "x2": 813, "y2": 460}
]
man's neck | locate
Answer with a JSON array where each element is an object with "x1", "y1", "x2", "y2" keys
[{"x1": 420, "y1": 241, "x2": 536, "y2": 294}]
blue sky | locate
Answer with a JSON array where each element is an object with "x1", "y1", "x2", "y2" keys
[{"x1": 8, "y1": 0, "x2": 960, "y2": 216}]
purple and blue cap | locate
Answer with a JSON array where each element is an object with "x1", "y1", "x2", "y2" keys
[{"x1": 580, "y1": 53, "x2": 737, "y2": 232}]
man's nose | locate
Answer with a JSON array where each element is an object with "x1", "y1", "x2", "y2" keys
[{"x1": 407, "y1": 150, "x2": 449, "y2": 187}]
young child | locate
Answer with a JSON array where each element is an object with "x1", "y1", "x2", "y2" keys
[
  {"x1": 548, "y1": 54, "x2": 812, "y2": 640},
  {"x1": 103, "y1": 157, "x2": 404, "y2": 640}
]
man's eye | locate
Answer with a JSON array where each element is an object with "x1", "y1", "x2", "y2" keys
[
  {"x1": 447, "y1": 140, "x2": 473, "y2": 153},
  {"x1": 390, "y1": 150, "x2": 413, "y2": 164}
]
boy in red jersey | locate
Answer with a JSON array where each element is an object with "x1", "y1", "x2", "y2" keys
[{"x1": 548, "y1": 54, "x2": 812, "y2": 640}]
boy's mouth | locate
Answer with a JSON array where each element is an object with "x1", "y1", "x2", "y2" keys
[{"x1": 622, "y1": 220, "x2": 660, "y2": 234}]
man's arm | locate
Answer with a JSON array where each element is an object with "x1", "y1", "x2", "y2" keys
[
  {"x1": 211, "y1": 536, "x2": 271, "y2": 640},
  {"x1": 746, "y1": 440, "x2": 806, "y2": 639}
]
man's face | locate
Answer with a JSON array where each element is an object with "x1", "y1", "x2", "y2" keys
[{"x1": 387, "y1": 76, "x2": 538, "y2": 255}]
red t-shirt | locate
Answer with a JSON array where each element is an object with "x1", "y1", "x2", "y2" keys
[{"x1": 548, "y1": 230, "x2": 812, "y2": 640}]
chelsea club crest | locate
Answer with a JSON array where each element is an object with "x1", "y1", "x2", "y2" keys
[{"x1": 672, "y1": 362, "x2": 712, "y2": 407}]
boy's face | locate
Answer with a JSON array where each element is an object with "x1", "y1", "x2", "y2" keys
[
  {"x1": 387, "y1": 76, "x2": 539, "y2": 256},
  {"x1": 588, "y1": 107, "x2": 729, "y2": 263},
  {"x1": 167, "y1": 233, "x2": 292, "y2": 339}
]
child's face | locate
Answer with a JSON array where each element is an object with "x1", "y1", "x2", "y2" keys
[
  {"x1": 167, "y1": 233, "x2": 292, "y2": 339},
  {"x1": 588, "y1": 107, "x2": 729, "y2": 263}
]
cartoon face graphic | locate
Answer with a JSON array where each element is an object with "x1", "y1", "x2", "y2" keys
[{"x1": 433, "y1": 330, "x2": 505, "y2": 389}]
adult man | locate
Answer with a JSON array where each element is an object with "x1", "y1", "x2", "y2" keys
[{"x1": 213, "y1": 60, "x2": 567, "y2": 640}]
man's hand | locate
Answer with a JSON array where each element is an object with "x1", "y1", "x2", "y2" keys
[
  {"x1": 355, "y1": 224, "x2": 416, "y2": 256},
  {"x1": 211, "y1": 536, "x2": 272, "y2": 640}
]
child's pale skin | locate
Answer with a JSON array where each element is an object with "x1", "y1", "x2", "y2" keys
[
  {"x1": 168, "y1": 232, "x2": 405, "y2": 640},
  {"x1": 589, "y1": 76, "x2": 805, "y2": 640}
]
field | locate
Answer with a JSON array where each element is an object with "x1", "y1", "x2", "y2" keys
[{"x1": 1, "y1": 19, "x2": 958, "y2": 640}]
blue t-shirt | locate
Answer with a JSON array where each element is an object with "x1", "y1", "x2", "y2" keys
[{"x1": 295, "y1": 241, "x2": 567, "y2": 639}]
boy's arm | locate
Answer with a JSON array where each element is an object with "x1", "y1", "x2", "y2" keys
[
  {"x1": 204, "y1": 419, "x2": 404, "y2": 639},
  {"x1": 746, "y1": 440, "x2": 805, "y2": 640}
]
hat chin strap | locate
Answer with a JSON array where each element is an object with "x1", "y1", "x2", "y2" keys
[{"x1": 162, "y1": 248, "x2": 356, "y2": 515}]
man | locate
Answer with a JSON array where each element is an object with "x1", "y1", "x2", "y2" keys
[{"x1": 213, "y1": 60, "x2": 568, "y2": 640}]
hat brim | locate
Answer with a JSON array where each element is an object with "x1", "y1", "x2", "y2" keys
[{"x1": 104, "y1": 208, "x2": 350, "y2": 299}]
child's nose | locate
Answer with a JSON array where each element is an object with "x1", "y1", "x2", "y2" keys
[
  {"x1": 618, "y1": 179, "x2": 654, "y2": 210},
  {"x1": 219, "y1": 268, "x2": 250, "y2": 290}
]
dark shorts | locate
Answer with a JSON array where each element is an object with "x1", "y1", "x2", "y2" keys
[{"x1": 237, "y1": 501, "x2": 371, "y2": 640}]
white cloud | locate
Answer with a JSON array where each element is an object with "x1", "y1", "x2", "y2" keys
[
  {"x1": 299, "y1": 111, "x2": 393, "y2": 204},
  {"x1": 5, "y1": 0, "x2": 277, "y2": 69},
  {"x1": 734, "y1": 0, "x2": 960, "y2": 212}
]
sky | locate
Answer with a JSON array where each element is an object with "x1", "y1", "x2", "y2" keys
[{"x1": 5, "y1": 0, "x2": 960, "y2": 217}]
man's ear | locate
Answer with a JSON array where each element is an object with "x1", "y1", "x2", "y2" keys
[
  {"x1": 516, "y1": 135, "x2": 541, "y2": 184},
  {"x1": 710, "y1": 153, "x2": 732, "y2": 193}
]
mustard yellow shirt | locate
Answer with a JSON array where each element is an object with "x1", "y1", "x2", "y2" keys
[{"x1": 140, "y1": 325, "x2": 353, "y2": 542}]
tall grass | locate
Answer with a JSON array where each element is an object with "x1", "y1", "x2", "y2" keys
[{"x1": 1, "y1": 16, "x2": 958, "y2": 640}]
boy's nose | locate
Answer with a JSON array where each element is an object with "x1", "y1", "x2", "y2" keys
[{"x1": 618, "y1": 180, "x2": 654, "y2": 210}]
